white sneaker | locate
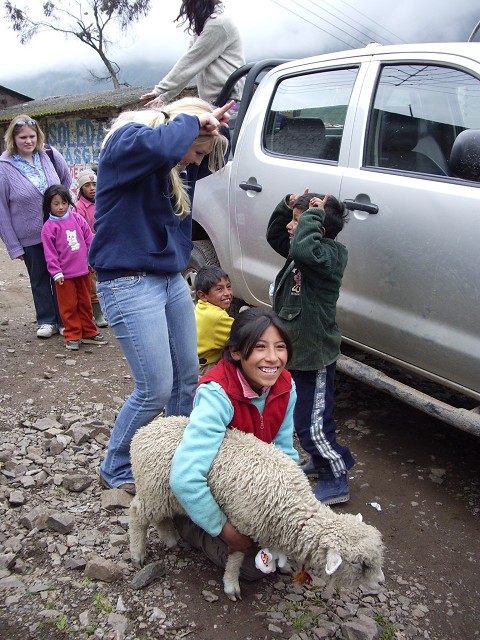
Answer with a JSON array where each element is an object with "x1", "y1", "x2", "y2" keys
[{"x1": 36, "y1": 324, "x2": 58, "y2": 339}]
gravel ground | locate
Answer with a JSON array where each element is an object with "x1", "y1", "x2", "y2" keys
[{"x1": 0, "y1": 244, "x2": 479, "y2": 640}]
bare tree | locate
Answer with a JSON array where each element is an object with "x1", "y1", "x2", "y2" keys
[{"x1": 4, "y1": 0, "x2": 151, "y2": 89}]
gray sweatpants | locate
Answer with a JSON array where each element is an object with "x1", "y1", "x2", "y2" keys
[{"x1": 172, "y1": 515, "x2": 265, "y2": 581}]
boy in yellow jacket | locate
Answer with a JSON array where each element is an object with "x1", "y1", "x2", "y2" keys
[{"x1": 194, "y1": 266, "x2": 234, "y2": 375}]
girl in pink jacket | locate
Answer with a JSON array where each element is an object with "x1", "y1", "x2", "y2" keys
[{"x1": 41, "y1": 184, "x2": 107, "y2": 351}]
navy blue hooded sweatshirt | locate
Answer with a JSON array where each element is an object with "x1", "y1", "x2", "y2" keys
[{"x1": 89, "y1": 113, "x2": 202, "y2": 281}]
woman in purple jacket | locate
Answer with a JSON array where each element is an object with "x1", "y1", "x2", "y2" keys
[{"x1": 0, "y1": 115, "x2": 71, "y2": 338}]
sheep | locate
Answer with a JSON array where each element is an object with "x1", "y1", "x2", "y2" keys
[{"x1": 129, "y1": 415, "x2": 385, "y2": 601}]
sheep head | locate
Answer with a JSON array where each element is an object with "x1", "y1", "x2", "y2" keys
[{"x1": 302, "y1": 511, "x2": 385, "y2": 593}]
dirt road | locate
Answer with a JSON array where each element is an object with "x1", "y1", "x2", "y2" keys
[{"x1": 0, "y1": 244, "x2": 479, "y2": 639}]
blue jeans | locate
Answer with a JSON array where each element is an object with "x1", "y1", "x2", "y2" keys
[
  {"x1": 23, "y1": 243, "x2": 61, "y2": 326},
  {"x1": 97, "y1": 272, "x2": 199, "y2": 486}
]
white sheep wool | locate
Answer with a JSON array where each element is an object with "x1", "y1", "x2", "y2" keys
[{"x1": 129, "y1": 415, "x2": 385, "y2": 601}]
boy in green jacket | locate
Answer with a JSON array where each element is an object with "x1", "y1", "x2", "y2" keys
[{"x1": 266, "y1": 189, "x2": 355, "y2": 505}]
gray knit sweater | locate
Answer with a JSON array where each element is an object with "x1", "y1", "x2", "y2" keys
[{"x1": 153, "y1": 10, "x2": 245, "y2": 104}]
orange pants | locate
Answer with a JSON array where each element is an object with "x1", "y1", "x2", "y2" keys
[{"x1": 56, "y1": 274, "x2": 98, "y2": 342}]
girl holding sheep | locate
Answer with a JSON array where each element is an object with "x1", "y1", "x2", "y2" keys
[{"x1": 170, "y1": 307, "x2": 299, "y2": 577}]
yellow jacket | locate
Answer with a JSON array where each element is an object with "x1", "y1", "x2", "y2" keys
[{"x1": 194, "y1": 299, "x2": 234, "y2": 366}]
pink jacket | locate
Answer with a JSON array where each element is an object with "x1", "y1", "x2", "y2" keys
[
  {"x1": 41, "y1": 210, "x2": 93, "y2": 280},
  {"x1": 73, "y1": 195, "x2": 95, "y2": 233}
]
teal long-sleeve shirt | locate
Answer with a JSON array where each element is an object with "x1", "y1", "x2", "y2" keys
[{"x1": 169, "y1": 379, "x2": 298, "y2": 537}]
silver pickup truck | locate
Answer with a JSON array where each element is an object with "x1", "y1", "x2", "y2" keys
[{"x1": 187, "y1": 42, "x2": 480, "y2": 436}]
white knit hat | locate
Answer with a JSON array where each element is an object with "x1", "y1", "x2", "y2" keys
[{"x1": 77, "y1": 169, "x2": 97, "y2": 189}]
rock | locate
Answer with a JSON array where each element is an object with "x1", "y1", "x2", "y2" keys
[
  {"x1": 0, "y1": 554, "x2": 16, "y2": 570},
  {"x1": 84, "y1": 556, "x2": 123, "y2": 582},
  {"x1": 8, "y1": 490, "x2": 25, "y2": 506},
  {"x1": 79, "y1": 609, "x2": 92, "y2": 627},
  {"x1": 65, "y1": 425, "x2": 92, "y2": 445},
  {"x1": 46, "y1": 512, "x2": 75, "y2": 534},
  {"x1": 62, "y1": 474, "x2": 93, "y2": 492},
  {"x1": 341, "y1": 615, "x2": 380, "y2": 640},
  {"x1": 32, "y1": 417, "x2": 63, "y2": 431},
  {"x1": 0, "y1": 575, "x2": 26, "y2": 591},
  {"x1": 131, "y1": 561, "x2": 165, "y2": 589},
  {"x1": 64, "y1": 557, "x2": 87, "y2": 571},
  {"x1": 45, "y1": 435, "x2": 71, "y2": 455},
  {"x1": 107, "y1": 612, "x2": 132, "y2": 637},
  {"x1": 101, "y1": 489, "x2": 133, "y2": 510},
  {"x1": 202, "y1": 590, "x2": 219, "y2": 602},
  {"x1": 312, "y1": 622, "x2": 339, "y2": 638},
  {"x1": 19, "y1": 505, "x2": 49, "y2": 530}
]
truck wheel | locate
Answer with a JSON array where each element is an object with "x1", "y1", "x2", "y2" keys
[{"x1": 183, "y1": 240, "x2": 220, "y2": 303}]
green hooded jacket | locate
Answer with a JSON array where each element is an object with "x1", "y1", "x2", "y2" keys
[{"x1": 266, "y1": 195, "x2": 348, "y2": 370}]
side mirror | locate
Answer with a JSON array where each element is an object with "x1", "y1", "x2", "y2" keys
[{"x1": 449, "y1": 129, "x2": 480, "y2": 182}]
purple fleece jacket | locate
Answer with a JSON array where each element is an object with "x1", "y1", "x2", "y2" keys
[{"x1": 0, "y1": 148, "x2": 71, "y2": 259}]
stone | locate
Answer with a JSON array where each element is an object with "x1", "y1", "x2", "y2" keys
[
  {"x1": 0, "y1": 554, "x2": 16, "y2": 570},
  {"x1": 46, "y1": 512, "x2": 75, "y2": 534},
  {"x1": 8, "y1": 490, "x2": 25, "y2": 506},
  {"x1": 84, "y1": 557, "x2": 123, "y2": 582},
  {"x1": 19, "y1": 505, "x2": 49, "y2": 530},
  {"x1": 32, "y1": 417, "x2": 62, "y2": 431},
  {"x1": 101, "y1": 489, "x2": 133, "y2": 510},
  {"x1": 341, "y1": 615, "x2": 380, "y2": 640},
  {"x1": 62, "y1": 474, "x2": 93, "y2": 493},
  {"x1": 65, "y1": 557, "x2": 87, "y2": 571},
  {"x1": 131, "y1": 561, "x2": 165, "y2": 589},
  {"x1": 202, "y1": 590, "x2": 219, "y2": 602},
  {"x1": 107, "y1": 612, "x2": 132, "y2": 637}
]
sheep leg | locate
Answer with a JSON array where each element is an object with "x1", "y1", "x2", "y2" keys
[
  {"x1": 129, "y1": 497, "x2": 149, "y2": 568},
  {"x1": 154, "y1": 518, "x2": 180, "y2": 549},
  {"x1": 223, "y1": 551, "x2": 244, "y2": 601}
]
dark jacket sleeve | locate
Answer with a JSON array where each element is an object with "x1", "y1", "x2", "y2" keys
[
  {"x1": 266, "y1": 195, "x2": 293, "y2": 259},
  {"x1": 289, "y1": 206, "x2": 344, "y2": 277}
]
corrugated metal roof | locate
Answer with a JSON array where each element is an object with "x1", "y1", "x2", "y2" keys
[{"x1": 0, "y1": 86, "x2": 151, "y2": 123}]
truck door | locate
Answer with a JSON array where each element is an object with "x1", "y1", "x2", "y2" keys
[
  {"x1": 338, "y1": 58, "x2": 480, "y2": 394},
  {"x1": 231, "y1": 62, "x2": 365, "y2": 305}
]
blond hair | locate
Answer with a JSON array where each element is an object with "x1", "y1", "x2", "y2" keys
[
  {"x1": 102, "y1": 97, "x2": 228, "y2": 219},
  {"x1": 4, "y1": 114, "x2": 45, "y2": 156}
]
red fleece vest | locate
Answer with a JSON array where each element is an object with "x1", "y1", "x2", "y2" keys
[{"x1": 200, "y1": 359, "x2": 292, "y2": 442}]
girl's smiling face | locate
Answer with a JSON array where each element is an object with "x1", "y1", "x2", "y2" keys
[{"x1": 231, "y1": 324, "x2": 288, "y2": 391}]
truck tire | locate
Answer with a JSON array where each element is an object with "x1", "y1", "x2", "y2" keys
[{"x1": 183, "y1": 240, "x2": 220, "y2": 303}]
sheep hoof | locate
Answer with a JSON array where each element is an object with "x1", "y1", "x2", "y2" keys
[
  {"x1": 130, "y1": 551, "x2": 145, "y2": 569},
  {"x1": 224, "y1": 582, "x2": 242, "y2": 601},
  {"x1": 226, "y1": 591, "x2": 241, "y2": 602}
]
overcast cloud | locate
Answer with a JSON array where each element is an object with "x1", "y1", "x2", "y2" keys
[{"x1": 1, "y1": 0, "x2": 478, "y2": 98}]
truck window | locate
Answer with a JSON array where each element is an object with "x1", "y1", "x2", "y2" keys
[
  {"x1": 365, "y1": 64, "x2": 480, "y2": 177},
  {"x1": 263, "y1": 67, "x2": 358, "y2": 162}
]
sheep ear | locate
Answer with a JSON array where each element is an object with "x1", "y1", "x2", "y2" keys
[
  {"x1": 325, "y1": 549, "x2": 342, "y2": 575},
  {"x1": 356, "y1": 513, "x2": 363, "y2": 523}
]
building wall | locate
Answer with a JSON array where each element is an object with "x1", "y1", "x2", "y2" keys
[
  {"x1": 46, "y1": 116, "x2": 110, "y2": 195},
  {"x1": 0, "y1": 90, "x2": 31, "y2": 110}
]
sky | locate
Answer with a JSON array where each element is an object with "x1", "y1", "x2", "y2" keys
[{"x1": 1, "y1": 0, "x2": 478, "y2": 98}]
